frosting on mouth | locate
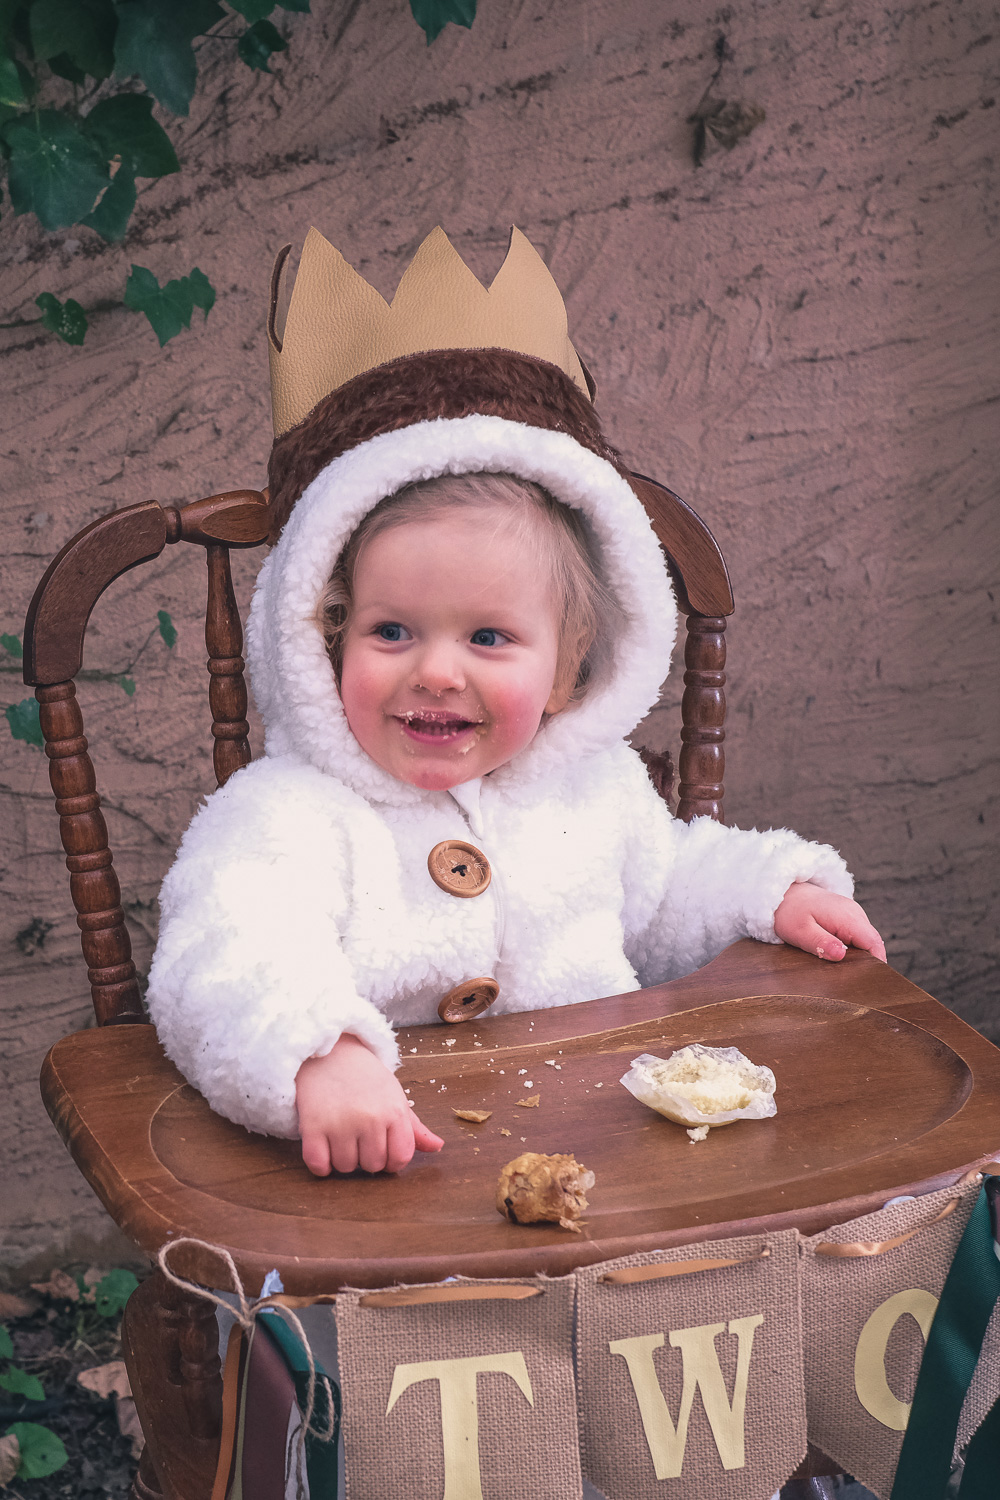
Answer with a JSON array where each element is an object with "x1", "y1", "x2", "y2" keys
[{"x1": 394, "y1": 710, "x2": 484, "y2": 739}]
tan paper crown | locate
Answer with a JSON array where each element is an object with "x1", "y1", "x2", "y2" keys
[{"x1": 267, "y1": 225, "x2": 590, "y2": 437}]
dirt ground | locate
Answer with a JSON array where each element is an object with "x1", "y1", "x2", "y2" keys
[{"x1": 0, "y1": 1277, "x2": 139, "y2": 1499}]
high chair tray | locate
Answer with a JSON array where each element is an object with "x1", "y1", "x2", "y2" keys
[{"x1": 41, "y1": 940, "x2": 1000, "y2": 1294}]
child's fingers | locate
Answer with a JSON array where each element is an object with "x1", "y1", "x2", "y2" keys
[
  {"x1": 384, "y1": 1117, "x2": 418, "y2": 1174},
  {"x1": 329, "y1": 1134, "x2": 361, "y2": 1175},
  {"x1": 412, "y1": 1114, "x2": 445, "y2": 1153},
  {"x1": 301, "y1": 1130, "x2": 333, "y2": 1177},
  {"x1": 358, "y1": 1127, "x2": 390, "y2": 1175},
  {"x1": 829, "y1": 912, "x2": 887, "y2": 962},
  {"x1": 792, "y1": 915, "x2": 849, "y2": 962}
]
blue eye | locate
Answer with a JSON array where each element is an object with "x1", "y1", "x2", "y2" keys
[
  {"x1": 376, "y1": 623, "x2": 409, "y2": 642},
  {"x1": 471, "y1": 629, "x2": 504, "y2": 647}
]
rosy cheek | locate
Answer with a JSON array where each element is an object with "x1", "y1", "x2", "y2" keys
[
  {"x1": 340, "y1": 655, "x2": 389, "y2": 738},
  {"x1": 486, "y1": 680, "x2": 549, "y2": 749}
]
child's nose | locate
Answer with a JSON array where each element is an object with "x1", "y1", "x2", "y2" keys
[{"x1": 411, "y1": 641, "x2": 466, "y2": 695}]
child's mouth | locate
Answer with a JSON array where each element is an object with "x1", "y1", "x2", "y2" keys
[{"x1": 394, "y1": 710, "x2": 484, "y2": 746}]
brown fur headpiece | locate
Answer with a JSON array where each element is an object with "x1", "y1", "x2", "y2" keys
[{"x1": 266, "y1": 346, "x2": 624, "y2": 544}]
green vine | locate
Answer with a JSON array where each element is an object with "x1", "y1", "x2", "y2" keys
[{"x1": 0, "y1": 0, "x2": 477, "y2": 347}]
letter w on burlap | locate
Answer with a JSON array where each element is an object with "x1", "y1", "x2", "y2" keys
[
  {"x1": 335, "y1": 1276, "x2": 580, "y2": 1500},
  {"x1": 576, "y1": 1230, "x2": 804, "y2": 1500}
]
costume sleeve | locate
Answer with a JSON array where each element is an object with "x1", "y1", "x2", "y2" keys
[
  {"x1": 146, "y1": 760, "x2": 400, "y2": 1138},
  {"x1": 615, "y1": 749, "x2": 854, "y2": 985}
]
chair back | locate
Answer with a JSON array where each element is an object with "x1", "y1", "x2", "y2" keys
[{"x1": 22, "y1": 478, "x2": 732, "y2": 1026}]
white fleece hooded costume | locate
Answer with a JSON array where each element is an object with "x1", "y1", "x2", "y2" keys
[{"x1": 147, "y1": 413, "x2": 853, "y2": 1139}]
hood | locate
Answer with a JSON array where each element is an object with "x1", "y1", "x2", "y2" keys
[{"x1": 245, "y1": 413, "x2": 677, "y2": 807}]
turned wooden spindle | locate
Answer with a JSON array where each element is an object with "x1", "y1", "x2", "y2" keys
[
  {"x1": 35, "y1": 682, "x2": 144, "y2": 1025},
  {"x1": 163, "y1": 492, "x2": 268, "y2": 789},
  {"x1": 129, "y1": 1447, "x2": 165, "y2": 1500},
  {"x1": 156, "y1": 1272, "x2": 223, "y2": 1440},
  {"x1": 205, "y1": 544, "x2": 251, "y2": 787},
  {"x1": 677, "y1": 613, "x2": 727, "y2": 824}
]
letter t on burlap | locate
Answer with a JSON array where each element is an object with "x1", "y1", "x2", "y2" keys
[{"x1": 336, "y1": 1276, "x2": 581, "y2": 1500}]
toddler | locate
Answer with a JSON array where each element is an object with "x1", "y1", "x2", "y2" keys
[
  {"x1": 149, "y1": 468, "x2": 883, "y2": 1178},
  {"x1": 147, "y1": 225, "x2": 884, "y2": 1182}
]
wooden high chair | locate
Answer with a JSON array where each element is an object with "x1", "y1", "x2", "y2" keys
[{"x1": 23, "y1": 480, "x2": 1000, "y2": 1500}]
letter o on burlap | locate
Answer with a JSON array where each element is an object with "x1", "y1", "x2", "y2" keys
[
  {"x1": 800, "y1": 1178, "x2": 981, "y2": 1500},
  {"x1": 576, "y1": 1229, "x2": 804, "y2": 1500}
]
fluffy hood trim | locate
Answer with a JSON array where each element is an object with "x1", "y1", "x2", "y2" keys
[{"x1": 246, "y1": 414, "x2": 677, "y2": 806}]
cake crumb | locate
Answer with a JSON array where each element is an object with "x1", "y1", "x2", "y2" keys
[{"x1": 687, "y1": 1125, "x2": 710, "y2": 1143}]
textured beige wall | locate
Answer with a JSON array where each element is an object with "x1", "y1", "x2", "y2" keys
[{"x1": 1, "y1": 0, "x2": 997, "y2": 1274}]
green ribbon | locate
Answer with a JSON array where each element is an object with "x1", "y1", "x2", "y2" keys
[
  {"x1": 954, "y1": 1382, "x2": 1000, "y2": 1498},
  {"x1": 258, "y1": 1309, "x2": 341, "y2": 1498},
  {"x1": 890, "y1": 1185, "x2": 1000, "y2": 1500}
]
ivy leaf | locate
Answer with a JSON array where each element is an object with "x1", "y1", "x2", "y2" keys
[
  {"x1": 36, "y1": 291, "x2": 89, "y2": 344},
  {"x1": 237, "y1": 17, "x2": 286, "y2": 71},
  {"x1": 115, "y1": 674, "x2": 136, "y2": 695},
  {"x1": 0, "y1": 1324, "x2": 13, "y2": 1358},
  {"x1": 30, "y1": 0, "x2": 117, "y2": 82},
  {"x1": 278, "y1": 0, "x2": 310, "y2": 9},
  {"x1": 5, "y1": 699, "x2": 43, "y2": 749},
  {"x1": 0, "y1": 633, "x2": 22, "y2": 658},
  {"x1": 124, "y1": 263, "x2": 215, "y2": 345},
  {"x1": 83, "y1": 92, "x2": 179, "y2": 177},
  {"x1": 228, "y1": 0, "x2": 276, "y2": 20},
  {"x1": 3, "y1": 111, "x2": 109, "y2": 229},
  {"x1": 113, "y1": 0, "x2": 225, "y2": 117},
  {"x1": 0, "y1": 1368, "x2": 45, "y2": 1402},
  {"x1": 5, "y1": 1423, "x2": 69, "y2": 1479},
  {"x1": 409, "y1": 0, "x2": 476, "y2": 45},
  {"x1": 47, "y1": 51, "x2": 88, "y2": 83},
  {"x1": 0, "y1": 48, "x2": 30, "y2": 107},
  {"x1": 92, "y1": 1268, "x2": 139, "y2": 1318},
  {"x1": 81, "y1": 162, "x2": 136, "y2": 241},
  {"x1": 157, "y1": 609, "x2": 177, "y2": 647}
]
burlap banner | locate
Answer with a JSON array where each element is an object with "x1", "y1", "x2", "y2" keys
[
  {"x1": 800, "y1": 1177, "x2": 981, "y2": 1500},
  {"x1": 335, "y1": 1277, "x2": 581, "y2": 1500},
  {"x1": 576, "y1": 1229, "x2": 805, "y2": 1500}
]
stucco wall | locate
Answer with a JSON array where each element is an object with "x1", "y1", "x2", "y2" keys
[{"x1": 1, "y1": 0, "x2": 997, "y2": 1273}]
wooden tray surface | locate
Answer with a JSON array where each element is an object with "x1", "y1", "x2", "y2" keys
[{"x1": 41, "y1": 942, "x2": 1000, "y2": 1293}]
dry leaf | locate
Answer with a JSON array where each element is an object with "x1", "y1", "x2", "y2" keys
[
  {"x1": 78, "y1": 1360, "x2": 131, "y2": 1401},
  {"x1": 116, "y1": 1393, "x2": 144, "y2": 1459},
  {"x1": 0, "y1": 1433, "x2": 20, "y2": 1486},
  {"x1": 0, "y1": 1290, "x2": 33, "y2": 1320},
  {"x1": 452, "y1": 1108, "x2": 492, "y2": 1123},
  {"x1": 31, "y1": 1268, "x2": 80, "y2": 1302},
  {"x1": 516, "y1": 1095, "x2": 540, "y2": 1108},
  {"x1": 500, "y1": 1127, "x2": 511, "y2": 1136}
]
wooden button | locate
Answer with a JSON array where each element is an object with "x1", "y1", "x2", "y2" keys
[
  {"x1": 438, "y1": 978, "x2": 500, "y2": 1023},
  {"x1": 427, "y1": 840, "x2": 491, "y2": 898}
]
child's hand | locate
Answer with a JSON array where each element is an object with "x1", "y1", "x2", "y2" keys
[
  {"x1": 295, "y1": 1034, "x2": 444, "y2": 1176},
  {"x1": 774, "y1": 881, "x2": 887, "y2": 963}
]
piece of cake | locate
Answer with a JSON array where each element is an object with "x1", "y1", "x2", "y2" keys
[
  {"x1": 620, "y1": 1044, "x2": 776, "y2": 1129},
  {"x1": 496, "y1": 1152, "x2": 595, "y2": 1232}
]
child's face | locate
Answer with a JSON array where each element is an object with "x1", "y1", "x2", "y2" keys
[{"x1": 339, "y1": 509, "x2": 567, "y2": 790}]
